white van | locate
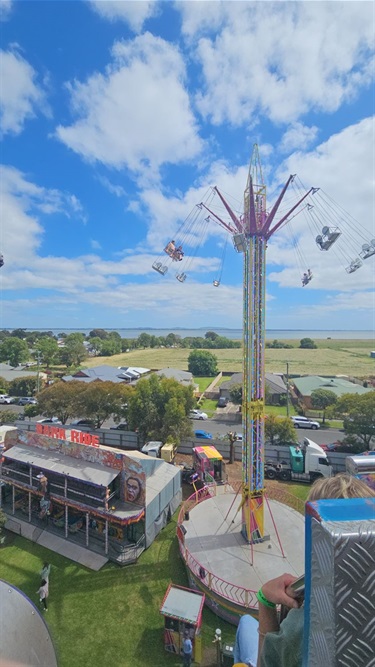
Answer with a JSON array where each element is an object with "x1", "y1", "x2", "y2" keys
[{"x1": 141, "y1": 441, "x2": 163, "y2": 458}]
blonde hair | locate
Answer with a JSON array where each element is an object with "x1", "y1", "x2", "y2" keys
[{"x1": 308, "y1": 473, "x2": 375, "y2": 502}]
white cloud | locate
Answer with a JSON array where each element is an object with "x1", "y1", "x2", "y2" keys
[
  {"x1": 89, "y1": 0, "x2": 158, "y2": 33},
  {"x1": 279, "y1": 122, "x2": 319, "y2": 153},
  {"x1": 176, "y1": 2, "x2": 374, "y2": 126},
  {"x1": 55, "y1": 32, "x2": 203, "y2": 176},
  {"x1": 0, "y1": 0, "x2": 12, "y2": 21},
  {"x1": 0, "y1": 48, "x2": 48, "y2": 135},
  {"x1": 0, "y1": 165, "x2": 86, "y2": 266}
]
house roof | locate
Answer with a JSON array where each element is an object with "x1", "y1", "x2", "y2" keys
[
  {"x1": 62, "y1": 365, "x2": 133, "y2": 384},
  {"x1": 292, "y1": 375, "x2": 372, "y2": 397},
  {"x1": 0, "y1": 363, "x2": 45, "y2": 382},
  {"x1": 220, "y1": 372, "x2": 286, "y2": 394},
  {"x1": 4, "y1": 444, "x2": 119, "y2": 487},
  {"x1": 154, "y1": 368, "x2": 193, "y2": 384}
]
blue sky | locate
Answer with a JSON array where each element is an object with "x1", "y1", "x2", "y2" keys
[{"x1": 0, "y1": 0, "x2": 374, "y2": 331}]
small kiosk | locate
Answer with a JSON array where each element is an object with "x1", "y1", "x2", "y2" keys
[
  {"x1": 193, "y1": 445, "x2": 226, "y2": 483},
  {"x1": 160, "y1": 584, "x2": 205, "y2": 664}
]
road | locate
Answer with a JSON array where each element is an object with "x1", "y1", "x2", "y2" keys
[
  {"x1": 191, "y1": 416, "x2": 344, "y2": 445},
  {"x1": 0, "y1": 405, "x2": 343, "y2": 444}
]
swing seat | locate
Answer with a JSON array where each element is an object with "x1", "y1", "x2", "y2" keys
[
  {"x1": 360, "y1": 242, "x2": 375, "y2": 260},
  {"x1": 176, "y1": 273, "x2": 187, "y2": 283},
  {"x1": 232, "y1": 233, "x2": 246, "y2": 253},
  {"x1": 213, "y1": 280, "x2": 220, "y2": 287},
  {"x1": 316, "y1": 227, "x2": 341, "y2": 250},
  {"x1": 152, "y1": 262, "x2": 168, "y2": 275},
  {"x1": 345, "y1": 258, "x2": 362, "y2": 274}
]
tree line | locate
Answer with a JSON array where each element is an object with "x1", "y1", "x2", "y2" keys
[{"x1": 0, "y1": 328, "x2": 240, "y2": 369}]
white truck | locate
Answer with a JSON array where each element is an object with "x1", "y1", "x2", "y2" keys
[{"x1": 265, "y1": 438, "x2": 332, "y2": 483}]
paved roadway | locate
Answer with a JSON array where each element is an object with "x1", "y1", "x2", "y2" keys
[{"x1": 0, "y1": 405, "x2": 344, "y2": 444}]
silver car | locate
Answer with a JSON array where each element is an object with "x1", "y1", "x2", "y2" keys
[{"x1": 291, "y1": 416, "x2": 320, "y2": 430}]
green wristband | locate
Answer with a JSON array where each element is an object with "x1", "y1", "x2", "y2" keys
[{"x1": 256, "y1": 589, "x2": 276, "y2": 608}]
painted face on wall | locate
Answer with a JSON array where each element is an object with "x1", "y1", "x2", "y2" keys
[{"x1": 126, "y1": 476, "x2": 142, "y2": 503}]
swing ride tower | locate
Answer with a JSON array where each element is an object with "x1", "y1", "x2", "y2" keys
[
  {"x1": 203, "y1": 145, "x2": 314, "y2": 542},
  {"x1": 160, "y1": 143, "x2": 374, "y2": 623}
]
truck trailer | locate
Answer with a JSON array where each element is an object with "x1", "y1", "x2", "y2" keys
[{"x1": 265, "y1": 438, "x2": 332, "y2": 483}]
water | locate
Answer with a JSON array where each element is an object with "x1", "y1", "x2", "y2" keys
[{"x1": 6, "y1": 328, "x2": 374, "y2": 340}]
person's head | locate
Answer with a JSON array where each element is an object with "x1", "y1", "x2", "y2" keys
[
  {"x1": 308, "y1": 473, "x2": 375, "y2": 502},
  {"x1": 43, "y1": 562, "x2": 49, "y2": 569},
  {"x1": 41, "y1": 579, "x2": 47, "y2": 586},
  {"x1": 184, "y1": 630, "x2": 189, "y2": 638},
  {"x1": 126, "y1": 476, "x2": 142, "y2": 502}
]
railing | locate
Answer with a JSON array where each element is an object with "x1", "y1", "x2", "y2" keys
[
  {"x1": 177, "y1": 482, "x2": 305, "y2": 609},
  {"x1": 111, "y1": 535, "x2": 146, "y2": 565}
]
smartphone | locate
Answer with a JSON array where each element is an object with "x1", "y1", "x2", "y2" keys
[
  {"x1": 286, "y1": 574, "x2": 305, "y2": 599},
  {"x1": 280, "y1": 575, "x2": 305, "y2": 622}
]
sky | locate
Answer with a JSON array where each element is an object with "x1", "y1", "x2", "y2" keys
[{"x1": 0, "y1": 0, "x2": 374, "y2": 332}]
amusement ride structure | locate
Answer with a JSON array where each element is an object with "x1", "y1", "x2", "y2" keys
[{"x1": 152, "y1": 145, "x2": 375, "y2": 623}]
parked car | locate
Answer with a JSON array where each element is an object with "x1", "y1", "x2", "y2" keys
[
  {"x1": 194, "y1": 430, "x2": 213, "y2": 439},
  {"x1": 18, "y1": 397, "x2": 37, "y2": 406},
  {"x1": 70, "y1": 419, "x2": 96, "y2": 428},
  {"x1": 291, "y1": 416, "x2": 320, "y2": 430},
  {"x1": 37, "y1": 417, "x2": 62, "y2": 425},
  {"x1": 189, "y1": 409, "x2": 208, "y2": 420},
  {"x1": 217, "y1": 397, "x2": 229, "y2": 408},
  {"x1": 110, "y1": 423, "x2": 129, "y2": 431},
  {"x1": 0, "y1": 395, "x2": 15, "y2": 404}
]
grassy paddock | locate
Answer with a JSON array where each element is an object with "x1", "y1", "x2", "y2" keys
[
  {"x1": 81, "y1": 339, "x2": 375, "y2": 377},
  {"x1": 0, "y1": 518, "x2": 234, "y2": 667}
]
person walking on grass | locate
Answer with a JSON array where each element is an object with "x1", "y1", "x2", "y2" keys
[
  {"x1": 37, "y1": 578, "x2": 49, "y2": 612},
  {"x1": 40, "y1": 562, "x2": 51, "y2": 583}
]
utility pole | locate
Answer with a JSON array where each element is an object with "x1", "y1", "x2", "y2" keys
[
  {"x1": 286, "y1": 361, "x2": 290, "y2": 417},
  {"x1": 36, "y1": 351, "x2": 41, "y2": 394}
]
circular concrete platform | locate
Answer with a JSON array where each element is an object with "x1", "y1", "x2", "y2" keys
[{"x1": 180, "y1": 487, "x2": 305, "y2": 624}]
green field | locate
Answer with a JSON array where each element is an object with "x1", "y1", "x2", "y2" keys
[{"x1": 81, "y1": 339, "x2": 375, "y2": 377}]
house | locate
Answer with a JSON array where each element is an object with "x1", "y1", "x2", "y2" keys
[
  {"x1": 154, "y1": 368, "x2": 197, "y2": 388},
  {"x1": 292, "y1": 376, "x2": 372, "y2": 409},
  {"x1": 62, "y1": 364, "x2": 150, "y2": 384},
  {"x1": 0, "y1": 363, "x2": 47, "y2": 384},
  {"x1": 219, "y1": 372, "x2": 287, "y2": 405}
]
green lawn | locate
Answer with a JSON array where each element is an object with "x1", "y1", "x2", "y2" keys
[
  {"x1": 0, "y1": 518, "x2": 235, "y2": 667},
  {"x1": 194, "y1": 376, "x2": 216, "y2": 392}
]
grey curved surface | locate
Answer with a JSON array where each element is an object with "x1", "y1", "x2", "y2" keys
[{"x1": 0, "y1": 580, "x2": 58, "y2": 666}]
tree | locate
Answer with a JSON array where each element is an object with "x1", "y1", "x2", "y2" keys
[
  {"x1": 205, "y1": 331, "x2": 219, "y2": 341},
  {"x1": 24, "y1": 404, "x2": 40, "y2": 419},
  {"x1": 229, "y1": 384, "x2": 242, "y2": 405},
  {"x1": 37, "y1": 381, "x2": 88, "y2": 424},
  {"x1": 227, "y1": 431, "x2": 238, "y2": 464},
  {"x1": 60, "y1": 339, "x2": 88, "y2": 367},
  {"x1": 0, "y1": 410, "x2": 18, "y2": 425},
  {"x1": 89, "y1": 329, "x2": 109, "y2": 339},
  {"x1": 35, "y1": 337, "x2": 60, "y2": 368},
  {"x1": 10, "y1": 328, "x2": 27, "y2": 339},
  {"x1": 0, "y1": 377, "x2": 10, "y2": 393},
  {"x1": 336, "y1": 392, "x2": 375, "y2": 450},
  {"x1": 99, "y1": 339, "x2": 122, "y2": 356},
  {"x1": 188, "y1": 350, "x2": 218, "y2": 376},
  {"x1": 299, "y1": 338, "x2": 317, "y2": 349},
  {"x1": 265, "y1": 416, "x2": 298, "y2": 446},
  {"x1": 76, "y1": 381, "x2": 133, "y2": 428},
  {"x1": 128, "y1": 374, "x2": 195, "y2": 442},
  {"x1": 0, "y1": 337, "x2": 29, "y2": 367},
  {"x1": 9, "y1": 376, "x2": 38, "y2": 397},
  {"x1": 138, "y1": 333, "x2": 151, "y2": 348},
  {"x1": 310, "y1": 389, "x2": 337, "y2": 425}
]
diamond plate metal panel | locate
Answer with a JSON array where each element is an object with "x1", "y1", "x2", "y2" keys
[{"x1": 308, "y1": 517, "x2": 375, "y2": 667}]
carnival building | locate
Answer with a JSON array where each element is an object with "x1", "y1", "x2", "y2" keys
[{"x1": 0, "y1": 427, "x2": 181, "y2": 567}]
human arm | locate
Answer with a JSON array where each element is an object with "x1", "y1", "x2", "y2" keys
[{"x1": 256, "y1": 573, "x2": 300, "y2": 667}]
